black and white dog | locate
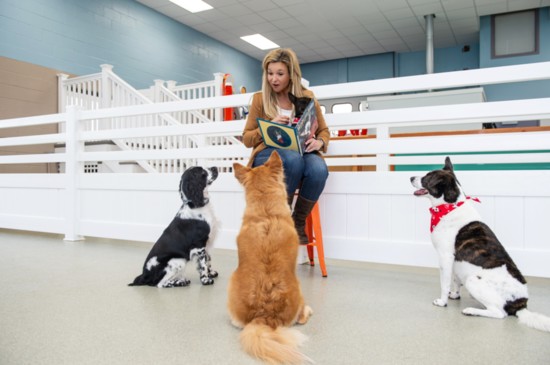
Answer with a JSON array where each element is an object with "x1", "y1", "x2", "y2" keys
[
  {"x1": 129, "y1": 166, "x2": 219, "y2": 288},
  {"x1": 410, "y1": 157, "x2": 550, "y2": 332}
]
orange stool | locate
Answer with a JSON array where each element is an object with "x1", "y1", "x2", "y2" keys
[{"x1": 304, "y1": 202, "x2": 327, "y2": 277}]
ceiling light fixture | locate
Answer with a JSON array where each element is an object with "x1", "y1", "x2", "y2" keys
[
  {"x1": 240, "y1": 34, "x2": 279, "y2": 50},
  {"x1": 169, "y1": 0, "x2": 213, "y2": 13}
]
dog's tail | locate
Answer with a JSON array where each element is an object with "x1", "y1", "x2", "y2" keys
[
  {"x1": 128, "y1": 275, "x2": 144, "y2": 286},
  {"x1": 517, "y1": 309, "x2": 550, "y2": 332},
  {"x1": 128, "y1": 273, "x2": 151, "y2": 286},
  {"x1": 240, "y1": 319, "x2": 313, "y2": 364}
]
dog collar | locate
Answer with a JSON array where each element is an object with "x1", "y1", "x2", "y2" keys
[{"x1": 429, "y1": 197, "x2": 480, "y2": 232}]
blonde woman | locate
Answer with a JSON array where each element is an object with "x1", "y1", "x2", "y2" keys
[{"x1": 242, "y1": 48, "x2": 330, "y2": 244}]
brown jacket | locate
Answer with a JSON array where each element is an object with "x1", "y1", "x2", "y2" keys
[{"x1": 242, "y1": 90, "x2": 330, "y2": 166}]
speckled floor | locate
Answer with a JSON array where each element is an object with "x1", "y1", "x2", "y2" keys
[{"x1": 1, "y1": 229, "x2": 549, "y2": 365}]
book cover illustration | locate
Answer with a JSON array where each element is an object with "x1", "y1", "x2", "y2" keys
[{"x1": 257, "y1": 100, "x2": 318, "y2": 155}]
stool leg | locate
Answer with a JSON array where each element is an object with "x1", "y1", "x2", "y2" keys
[
  {"x1": 305, "y1": 214, "x2": 314, "y2": 264},
  {"x1": 311, "y1": 205, "x2": 327, "y2": 277},
  {"x1": 305, "y1": 203, "x2": 327, "y2": 277}
]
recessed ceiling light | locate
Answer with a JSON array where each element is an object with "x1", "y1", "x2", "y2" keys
[
  {"x1": 240, "y1": 34, "x2": 279, "y2": 50},
  {"x1": 169, "y1": 0, "x2": 213, "y2": 13}
]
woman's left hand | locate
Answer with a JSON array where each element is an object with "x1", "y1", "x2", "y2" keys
[{"x1": 305, "y1": 137, "x2": 324, "y2": 153}]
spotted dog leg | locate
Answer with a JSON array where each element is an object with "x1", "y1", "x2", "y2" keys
[
  {"x1": 449, "y1": 274, "x2": 461, "y2": 300},
  {"x1": 157, "y1": 258, "x2": 191, "y2": 288},
  {"x1": 205, "y1": 252, "x2": 218, "y2": 278},
  {"x1": 192, "y1": 248, "x2": 214, "y2": 285}
]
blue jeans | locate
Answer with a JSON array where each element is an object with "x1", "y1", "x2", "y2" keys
[{"x1": 252, "y1": 148, "x2": 329, "y2": 201}]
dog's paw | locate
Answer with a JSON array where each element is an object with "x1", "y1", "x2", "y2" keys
[
  {"x1": 160, "y1": 278, "x2": 190, "y2": 288},
  {"x1": 295, "y1": 305, "x2": 313, "y2": 325},
  {"x1": 200, "y1": 277, "x2": 214, "y2": 285},
  {"x1": 208, "y1": 270, "x2": 218, "y2": 278},
  {"x1": 448, "y1": 292, "x2": 461, "y2": 300},
  {"x1": 433, "y1": 298, "x2": 448, "y2": 307},
  {"x1": 462, "y1": 307, "x2": 478, "y2": 316},
  {"x1": 174, "y1": 279, "x2": 191, "y2": 287}
]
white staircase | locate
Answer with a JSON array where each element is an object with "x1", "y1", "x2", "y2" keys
[{"x1": 57, "y1": 65, "x2": 243, "y2": 173}]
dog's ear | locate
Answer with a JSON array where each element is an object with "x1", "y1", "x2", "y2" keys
[
  {"x1": 288, "y1": 92, "x2": 296, "y2": 104},
  {"x1": 264, "y1": 151, "x2": 283, "y2": 174},
  {"x1": 179, "y1": 174, "x2": 186, "y2": 202},
  {"x1": 233, "y1": 162, "x2": 250, "y2": 184},
  {"x1": 443, "y1": 175, "x2": 460, "y2": 203},
  {"x1": 443, "y1": 156, "x2": 461, "y2": 186},
  {"x1": 443, "y1": 157, "x2": 454, "y2": 173}
]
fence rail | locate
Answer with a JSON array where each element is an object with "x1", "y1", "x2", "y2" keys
[{"x1": 2, "y1": 99, "x2": 549, "y2": 169}]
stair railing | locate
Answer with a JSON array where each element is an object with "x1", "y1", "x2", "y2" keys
[
  {"x1": 163, "y1": 75, "x2": 245, "y2": 171},
  {"x1": 58, "y1": 65, "x2": 225, "y2": 173}
]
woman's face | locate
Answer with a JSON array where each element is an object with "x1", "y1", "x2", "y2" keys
[{"x1": 266, "y1": 62, "x2": 290, "y2": 94}]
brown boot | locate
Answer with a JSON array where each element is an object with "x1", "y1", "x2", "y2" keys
[{"x1": 292, "y1": 196, "x2": 316, "y2": 244}]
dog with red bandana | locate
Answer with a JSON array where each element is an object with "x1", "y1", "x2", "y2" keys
[{"x1": 410, "y1": 157, "x2": 550, "y2": 332}]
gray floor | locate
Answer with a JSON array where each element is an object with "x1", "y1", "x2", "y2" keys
[{"x1": 1, "y1": 229, "x2": 549, "y2": 365}]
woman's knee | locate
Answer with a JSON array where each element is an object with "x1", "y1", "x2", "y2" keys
[
  {"x1": 305, "y1": 155, "x2": 329, "y2": 180},
  {"x1": 278, "y1": 150, "x2": 304, "y2": 174}
]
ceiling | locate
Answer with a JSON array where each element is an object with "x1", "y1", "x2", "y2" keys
[{"x1": 136, "y1": 0, "x2": 548, "y2": 63}]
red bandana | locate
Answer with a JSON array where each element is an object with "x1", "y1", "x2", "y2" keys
[{"x1": 429, "y1": 197, "x2": 481, "y2": 232}]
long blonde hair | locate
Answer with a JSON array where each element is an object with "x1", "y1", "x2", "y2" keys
[{"x1": 261, "y1": 48, "x2": 305, "y2": 119}]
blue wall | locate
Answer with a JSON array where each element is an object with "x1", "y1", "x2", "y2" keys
[
  {"x1": 301, "y1": 59, "x2": 348, "y2": 85},
  {"x1": 397, "y1": 43, "x2": 480, "y2": 76},
  {"x1": 479, "y1": 7, "x2": 550, "y2": 101},
  {"x1": 348, "y1": 53, "x2": 395, "y2": 81},
  {"x1": 0, "y1": 0, "x2": 261, "y2": 91},
  {"x1": 302, "y1": 44, "x2": 479, "y2": 86},
  {"x1": 302, "y1": 53, "x2": 394, "y2": 86}
]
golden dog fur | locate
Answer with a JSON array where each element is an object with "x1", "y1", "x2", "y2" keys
[{"x1": 228, "y1": 151, "x2": 313, "y2": 364}]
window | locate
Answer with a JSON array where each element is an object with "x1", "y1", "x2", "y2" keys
[
  {"x1": 491, "y1": 9, "x2": 539, "y2": 58},
  {"x1": 331, "y1": 103, "x2": 352, "y2": 114}
]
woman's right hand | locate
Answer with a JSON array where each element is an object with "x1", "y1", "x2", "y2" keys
[{"x1": 271, "y1": 115, "x2": 291, "y2": 125}]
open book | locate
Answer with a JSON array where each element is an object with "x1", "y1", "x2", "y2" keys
[{"x1": 257, "y1": 100, "x2": 318, "y2": 155}]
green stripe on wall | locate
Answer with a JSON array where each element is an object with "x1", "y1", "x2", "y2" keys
[{"x1": 393, "y1": 151, "x2": 550, "y2": 171}]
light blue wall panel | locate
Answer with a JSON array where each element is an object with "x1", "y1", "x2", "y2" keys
[
  {"x1": 301, "y1": 53, "x2": 395, "y2": 86},
  {"x1": 302, "y1": 45, "x2": 478, "y2": 86},
  {"x1": 347, "y1": 53, "x2": 394, "y2": 82},
  {"x1": 397, "y1": 44, "x2": 479, "y2": 77},
  {"x1": 0, "y1": 0, "x2": 261, "y2": 91},
  {"x1": 479, "y1": 7, "x2": 550, "y2": 101},
  {"x1": 395, "y1": 51, "x2": 425, "y2": 77},
  {"x1": 301, "y1": 59, "x2": 347, "y2": 86}
]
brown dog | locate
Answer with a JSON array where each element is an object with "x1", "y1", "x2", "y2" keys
[{"x1": 228, "y1": 151, "x2": 313, "y2": 364}]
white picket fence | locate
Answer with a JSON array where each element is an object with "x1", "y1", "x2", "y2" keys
[{"x1": 2, "y1": 61, "x2": 550, "y2": 277}]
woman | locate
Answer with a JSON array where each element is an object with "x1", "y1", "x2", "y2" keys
[{"x1": 242, "y1": 48, "x2": 330, "y2": 244}]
